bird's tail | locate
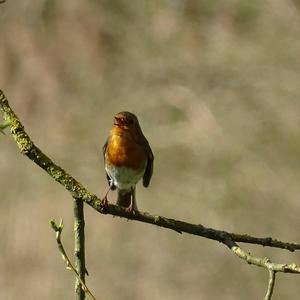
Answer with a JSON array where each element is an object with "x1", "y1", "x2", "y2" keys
[{"x1": 117, "y1": 188, "x2": 138, "y2": 210}]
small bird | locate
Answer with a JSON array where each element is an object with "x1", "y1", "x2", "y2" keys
[{"x1": 103, "y1": 111, "x2": 154, "y2": 212}]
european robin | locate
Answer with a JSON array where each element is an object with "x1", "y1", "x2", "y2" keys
[{"x1": 103, "y1": 111, "x2": 154, "y2": 212}]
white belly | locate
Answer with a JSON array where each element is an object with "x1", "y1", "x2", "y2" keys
[{"x1": 106, "y1": 165, "x2": 145, "y2": 191}]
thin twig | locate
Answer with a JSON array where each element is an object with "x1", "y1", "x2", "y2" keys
[
  {"x1": 264, "y1": 269, "x2": 276, "y2": 300},
  {"x1": 50, "y1": 219, "x2": 96, "y2": 300},
  {"x1": 222, "y1": 238, "x2": 298, "y2": 299},
  {"x1": 224, "y1": 238, "x2": 300, "y2": 274},
  {"x1": 0, "y1": 120, "x2": 10, "y2": 135}
]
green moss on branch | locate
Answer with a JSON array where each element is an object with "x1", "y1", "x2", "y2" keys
[{"x1": 1, "y1": 89, "x2": 300, "y2": 297}]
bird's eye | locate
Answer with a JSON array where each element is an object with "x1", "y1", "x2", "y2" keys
[{"x1": 128, "y1": 119, "x2": 134, "y2": 125}]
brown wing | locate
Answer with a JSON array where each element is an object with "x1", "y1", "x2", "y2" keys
[
  {"x1": 102, "y1": 140, "x2": 108, "y2": 159},
  {"x1": 143, "y1": 143, "x2": 154, "y2": 188},
  {"x1": 102, "y1": 139, "x2": 116, "y2": 190}
]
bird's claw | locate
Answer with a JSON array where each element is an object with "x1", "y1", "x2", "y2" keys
[
  {"x1": 100, "y1": 196, "x2": 109, "y2": 212},
  {"x1": 126, "y1": 203, "x2": 137, "y2": 215}
]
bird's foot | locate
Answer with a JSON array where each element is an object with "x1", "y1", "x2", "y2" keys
[
  {"x1": 100, "y1": 196, "x2": 109, "y2": 212},
  {"x1": 126, "y1": 202, "x2": 137, "y2": 215}
]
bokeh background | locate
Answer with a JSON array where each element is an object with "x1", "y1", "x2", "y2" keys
[{"x1": 1, "y1": 1, "x2": 300, "y2": 299}]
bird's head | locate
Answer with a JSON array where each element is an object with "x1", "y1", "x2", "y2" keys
[{"x1": 113, "y1": 111, "x2": 139, "y2": 130}]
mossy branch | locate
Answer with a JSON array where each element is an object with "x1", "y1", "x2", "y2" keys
[
  {"x1": 73, "y1": 198, "x2": 86, "y2": 300},
  {"x1": 1, "y1": 89, "x2": 300, "y2": 299}
]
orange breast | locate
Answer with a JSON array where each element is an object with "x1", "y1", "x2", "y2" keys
[{"x1": 106, "y1": 128, "x2": 146, "y2": 170}]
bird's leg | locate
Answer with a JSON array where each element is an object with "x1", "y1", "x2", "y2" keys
[
  {"x1": 126, "y1": 187, "x2": 137, "y2": 214},
  {"x1": 101, "y1": 182, "x2": 113, "y2": 207},
  {"x1": 102, "y1": 187, "x2": 110, "y2": 202}
]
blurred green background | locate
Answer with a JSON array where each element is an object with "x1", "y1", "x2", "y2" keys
[{"x1": 1, "y1": 1, "x2": 300, "y2": 299}]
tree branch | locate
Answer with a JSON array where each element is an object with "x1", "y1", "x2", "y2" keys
[
  {"x1": 1, "y1": 89, "x2": 300, "y2": 299},
  {"x1": 1, "y1": 90, "x2": 299, "y2": 252},
  {"x1": 0, "y1": 120, "x2": 10, "y2": 135},
  {"x1": 264, "y1": 269, "x2": 276, "y2": 300},
  {"x1": 224, "y1": 238, "x2": 300, "y2": 274},
  {"x1": 74, "y1": 198, "x2": 86, "y2": 300},
  {"x1": 50, "y1": 219, "x2": 96, "y2": 300}
]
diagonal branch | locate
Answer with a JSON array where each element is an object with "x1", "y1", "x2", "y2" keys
[
  {"x1": 1, "y1": 89, "x2": 300, "y2": 299},
  {"x1": 224, "y1": 238, "x2": 300, "y2": 274},
  {"x1": 1, "y1": 90, "x2": 299, "y2": 252}
]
